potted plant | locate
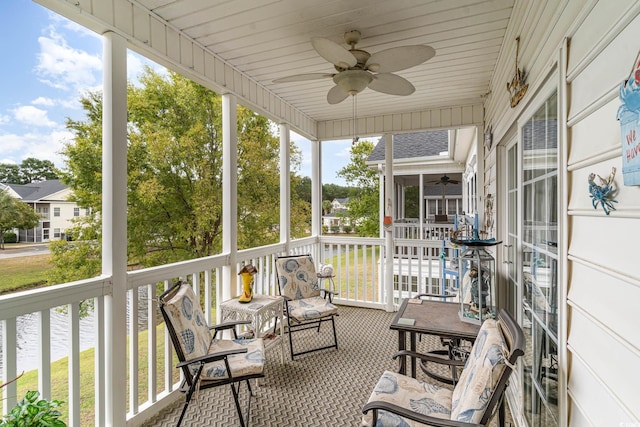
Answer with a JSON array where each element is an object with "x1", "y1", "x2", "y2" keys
[{"x1": 1, "y1": 386, "x2": 66, "y2": 427}]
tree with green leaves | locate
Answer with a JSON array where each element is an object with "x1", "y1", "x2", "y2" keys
[
  {"x1": 0, "y1": 158, "x2": 58, "y2": 184},
  {"x1": 51, "y1": 67, "x2": 309, "y2": 281},
  {"x1": 0, "y1": 191, "x2": 40, "y2": 249},
  {"x1": 337, "y1": 140, "x2": 379, "y2": 236}
]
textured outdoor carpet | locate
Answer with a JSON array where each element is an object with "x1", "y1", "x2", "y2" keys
[{"x1": 146, "y1": 305, "x2": 510, "y2": 426}]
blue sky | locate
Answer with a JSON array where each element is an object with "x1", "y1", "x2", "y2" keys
[{"x1": 0, "y1": 0, "x2": 357, "y2": 185}]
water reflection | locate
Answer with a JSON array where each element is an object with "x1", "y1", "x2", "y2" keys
[{"x1": 0, "y1": 287, "x2": 158, "y2": 374}]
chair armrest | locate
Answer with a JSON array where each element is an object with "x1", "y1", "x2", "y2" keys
[
  {"x1": 415, "y1": 292, "x2": 456, "y2": 299},
  {"x1": 392, "y1": 350, "x2": 466, "y2": 368},
  {"x1": 176, "y1": 347, "x2": 248, "y2": 369},
  {"x1": 319, "y1": 288, "x2": 338, "y2": 295},
  {"x1": 362, "y1": 401, "x2": 482, "y2": 427},
  {"x1": 211, "y1": 320, "x2": 252, "y2": 332}
]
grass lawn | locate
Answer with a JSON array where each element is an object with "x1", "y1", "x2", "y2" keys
[
  {"x1": 1, "y1": 324, "x2": 179, "y2": 425},
  {"x1": 0, "y1": 253, "x2": 52, "y2": 294}
]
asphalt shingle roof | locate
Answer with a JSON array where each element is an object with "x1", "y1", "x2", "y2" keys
[
  {"x1": 367, "y1": 130, "x2": 449, "y2": 162},
  {"x1": 6, "y1": 180, "x2": 67, "y2": 201}
]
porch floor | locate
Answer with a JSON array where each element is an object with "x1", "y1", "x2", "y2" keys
[{"x1": 148, "y1": 306, "x2": 511, "y2": 426}]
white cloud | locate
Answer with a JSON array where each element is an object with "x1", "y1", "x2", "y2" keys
[
  {"x1": 13, "y1": 106, "x2": 57, "y2": 127},
  {"x1": 0, "y1": 114, "x2": 10, "y2": 125},
  {"x1": 31, "y1": 97, "x2": 56, "y2": 107},
  {"x1": 0, "y1": 129, "x2": 73, "y2": 169},
  {"x1": 35, "y1": 26, "x2": 101, "y2": 93}
]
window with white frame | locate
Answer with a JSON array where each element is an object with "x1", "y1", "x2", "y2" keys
[
  {"x1": 54, "y1": 207, "x2": 60, "y2": 217},
  {"x1": 73, "y1": 207, "x2": 80, "y2": 217}
]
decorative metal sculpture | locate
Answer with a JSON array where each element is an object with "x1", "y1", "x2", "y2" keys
[
  {"x1": 506, "y1": 36, "x2": 529, "y2": 108},
  {"x1": 588, "y1": 167, "x2": 618, "y2": 215}
]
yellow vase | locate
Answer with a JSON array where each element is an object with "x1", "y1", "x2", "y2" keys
[{"x1": 238, "y1": 272, "x2": 253, "y2": 303}]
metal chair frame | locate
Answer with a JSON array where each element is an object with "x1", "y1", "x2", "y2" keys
[
  {"x1": 159, "y1": 281, "x2": 265, "y2": 427},
  {"x1": 275, "y1": 254, "x2": 339, "y2": 360}
]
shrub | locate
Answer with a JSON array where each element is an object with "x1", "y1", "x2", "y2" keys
[{"x1": 3, "y1": 232, "x2": 17, "y2": 244}]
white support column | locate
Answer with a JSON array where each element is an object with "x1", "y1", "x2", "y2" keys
[
  {"x1": 378, "y1": 164, "x2": 384, "y2": 239},
  {"x1": 222, "y1": 93, "x2": 238, "y2": 302},
  {"x1": 279, "y1": 124, "x2": 291, "y2": 249},
  {"x1": 102, "y1": 31, "x2": 128, "y2": 427},
  {"x1": 311, "y1": 139, "x2": 322, "y2": 261},
  {"x1": 384, "y1": 133, "x2": 394, "y2": 312}
]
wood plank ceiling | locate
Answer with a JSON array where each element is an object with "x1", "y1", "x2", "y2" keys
[{"x1": 136, "y1": 0, "x2": 514, "y2": 125}]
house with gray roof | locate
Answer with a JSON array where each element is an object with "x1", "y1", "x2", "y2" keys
[{"x1": 2, "y1": 180, "x2": 88, "y2": 242}]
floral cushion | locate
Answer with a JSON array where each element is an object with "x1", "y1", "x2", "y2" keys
[
  {"x1": 450, "y1": 319, "x2": 506, "y2": 423},
  {"x1": 286, "y1": 296, "x2": 338, "y2": 322},
  {"x1": 362, "y1": 370, "x2": 453, "y2": 427},
  {"x1": 162, "y1": 282, "x2": 213, "y2": 361},
  {"x1": 200, "y1": 338, "x2": 265, "y2": 381},
  {"x1": 163, "y1": 282, "x2": 265, "y2": 382},
  {"x1": 276, "y1": 255, "x2": 320, "y2": 300}
]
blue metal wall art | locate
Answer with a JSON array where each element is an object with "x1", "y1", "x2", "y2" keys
[{"x1": 588, "y1": 167, "x2": 618, "y2": 215}]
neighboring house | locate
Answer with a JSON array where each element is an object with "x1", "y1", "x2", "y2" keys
[
  {"x1": 3, "y1": 180, "x2": 87, "y2": 242},
  {"x1": 367, "y1": 130, "x2": 468, "y2": 222},
  {"x1": 322, "y1": 197, "x2": 352, "y2": 232}
]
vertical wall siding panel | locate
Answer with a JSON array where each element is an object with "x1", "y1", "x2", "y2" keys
[
  {"x1": 411, "y1": 112, "x2": 421, "y2": 129},
  {"x1": 568, "y1": 350, "x2": 636, "y2": 426},
  {"x1": 180, "y1": 36, "x2": 193, "y2": 69},
  {"x1": 568, "y1": 308, "x2": 640, "y2": 421},
  {"x1": 430, "y1": 110, "x2": 441, "y2": 128},
  {"x1": 374, "y1": 116, "x2": 384, "y2": 133},
  {"x1": 132, "y1": 5, "x2": 149, "y2": 43},
  {"x1": 386, "y1": 115, "x2": 395, "y2": 132},
  {"x1": 421, "y1": 111, "x2": 431, "y2": 129},
  {"x1": 473, "y1": 105, "x2": 483, "y2": 125},
  {"x1": 451, "y1": 107, "x2": 462, "y2": 126},
  {"x1": 393, "y1": 114, "x2": 402, "y2": 130},
  {"x1": 93, "y1": 0, "x2": 114, "y2": 26},
  {"x1": 366, "y1": 117, "x2": 376, "y2": 135},
  {"x1": 401, "y1": 113, "x2": 411, "y2": 130},
  {"x1": 462, "y1": 106, "x2": 473, "y2": 124},
  {"x1": 149, "y1": 17, "x2": 166, "y2": 56},
  {"x1": 204, "y1": 55, "x2": 216, "y2": 81},
  {"x1": 165, "y1": 27, "x2": 179, "y2": 63},
  {"x1": 440, "y1": 108, "x2": 452, "y2": 127},
  {"x1": 224, "y1": 65, "x2": 234, "y2": 92},
  {"x1": 193, "y1": 45, "x2": 204, "y2": 75},
  {"x1": 114, "y1": 0, "x2": 132, "y2": 35},
  {"x1": 568, "y1": 262, "x2": 640, "y2": 350}
]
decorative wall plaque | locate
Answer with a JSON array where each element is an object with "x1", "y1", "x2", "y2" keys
[{"x1": 617, "y1": 51, "x2": 640, "y2": 186}]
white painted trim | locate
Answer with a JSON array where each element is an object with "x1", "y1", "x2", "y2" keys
[
  {"x1": 222, "y1": 93, "x2": 238, "y2": 301},
  {"x1": 280, "y1": 124, "x2": 291, "y2": 249},
  {"x1": 102, "y1": 31, "x2": 129, "y2": 426}
]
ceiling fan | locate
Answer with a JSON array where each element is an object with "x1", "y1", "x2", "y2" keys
[
  {"x1": 428, "y1": 174, "x2": 460, "y2": 186},
  {"x1": 272, "y1": 30, "x2": 435, "y2": 104}
]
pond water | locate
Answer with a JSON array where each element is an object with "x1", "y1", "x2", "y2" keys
[{"x1": 0, "y1": 288, "x2": 158, "y2": 375}]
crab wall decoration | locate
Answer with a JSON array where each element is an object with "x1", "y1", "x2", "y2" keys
[{"x1": 588, "y1": 167, "x2": 618, "y2": 215}]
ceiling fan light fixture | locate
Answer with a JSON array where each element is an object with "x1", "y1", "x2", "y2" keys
[{"x1": 333, "y1": 70, "x2": 373, "y2": 95}]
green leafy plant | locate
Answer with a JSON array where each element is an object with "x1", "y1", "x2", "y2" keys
[{"x1": 1, "y1": 390, "x2": 66, "y2": 427}]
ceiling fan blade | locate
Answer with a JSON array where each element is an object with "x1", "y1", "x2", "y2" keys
[
  {"x1": 311, "y1": 37, "x2": 358, "y2": 69},
  {"x1": 273, "y1": 73, "x2": 334, "y2": 83},
  {"x1": 366, "y1": 45, "x2": 435, "y2": 73},
  {"x1": 327, "y1": 85, "x2": 350, "y2": 104},
  {"x1": 368, "y1": 73, "x2": 415, "y2": 96}
]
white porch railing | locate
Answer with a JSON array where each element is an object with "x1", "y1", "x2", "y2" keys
[
  {"x1": 0, "y1": 236, "x2": 458, "y2": 426},
  {"x1": 393, "y1": 222, "x2": 455, "y2": 240}
]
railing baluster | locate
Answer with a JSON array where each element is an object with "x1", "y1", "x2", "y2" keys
[
  {"x1": 148, "y1": 283, "x2": 157, "y2": 404},
  {"x1": 95, "y1": 296, "x2": 105, "y2": 426},
  {"x1": 129, "y1": 288, "x2": 139, "y2": 416},
  {"x1": 1, "y1": 317, "x2": 18, "y2": 413},
  {"x1": 38, "y1": 308, "x2": 51, "y2": 400},
  {"x1": 69, "y1": 301, "x2": 80, "y2": 427}
]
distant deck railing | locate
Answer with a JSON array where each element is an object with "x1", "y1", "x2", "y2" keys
[{"x1": 0, "y1": 235, "x2": 458, "y2": 426}]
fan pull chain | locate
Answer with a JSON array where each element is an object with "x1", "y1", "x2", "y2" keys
[{"x1": 352, "y1": 94, "x2": 359, "y2": 145}]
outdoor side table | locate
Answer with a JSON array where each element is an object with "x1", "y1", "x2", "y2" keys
[{"x1": 220, "y1": 294, "x2": 285, "y2": 364}]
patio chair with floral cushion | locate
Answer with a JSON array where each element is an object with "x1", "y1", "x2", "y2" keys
[
  {"x1": 159, "y1": 280, "x2": 265, "y2": 427},
  {"x1": 362, "y1": 309, "x2": 525, "y2": 427},
  {"x1": 275, "y1": 254, "x2": 339, "y2": 360}
]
